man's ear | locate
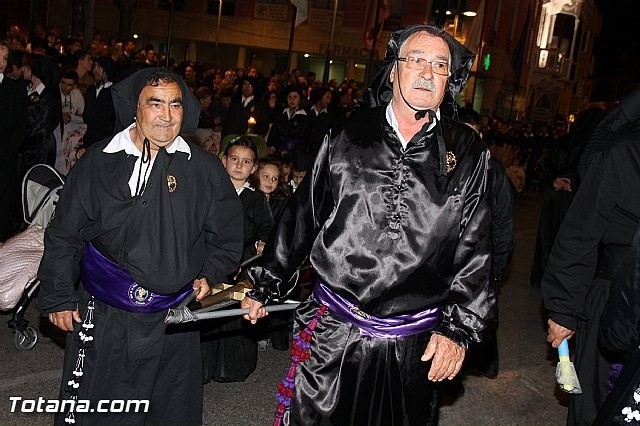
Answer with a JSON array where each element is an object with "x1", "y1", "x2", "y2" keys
[{"x1": 389, "y1": 63, "x2": 396, "y2": 83}]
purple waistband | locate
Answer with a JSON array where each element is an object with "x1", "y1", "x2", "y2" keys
[
  {"x1": 312, "y1": 282, "x2": 441, "y2": 338},
  {"x1": 80, "y1": 243, "x2": 193, "y2": 313}
]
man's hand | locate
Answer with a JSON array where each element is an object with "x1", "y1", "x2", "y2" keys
[
  {"x1": 421, "y1": 333, "x2": 466, "y2": 381},
  {"x1": 193, "y1": 278, "x2": 211, "y2": 302},
  {"x1": 49, "y1": 310, "x2": 82, "y2": 332},
  {"x1": 240, "y1": 296, "x2": 268, "y2": 325},
  {"x1": 552, "y1": 177, "x2": 572, "y2": 192},
  {"x1": 547, "y1": 318, "x2": 575, "y2": 348}
]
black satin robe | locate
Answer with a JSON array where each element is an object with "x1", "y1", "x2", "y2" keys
[{"x1": 247, "y1": 106, "x2": 496, "y2": 425}]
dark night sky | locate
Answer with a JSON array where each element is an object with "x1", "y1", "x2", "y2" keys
[{"x1": 592, "y1": 0, "x2": 640, "y2": 99}]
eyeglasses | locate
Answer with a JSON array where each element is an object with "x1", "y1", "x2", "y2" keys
[{"x1": 397, "y1": 56, "x2": 450, "y2": 76}]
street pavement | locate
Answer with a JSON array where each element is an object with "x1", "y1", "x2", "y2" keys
[{"x1": 0, "y1": 190, "x2": 569, "y2": 425}]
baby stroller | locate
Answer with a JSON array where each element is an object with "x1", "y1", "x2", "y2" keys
[{"x1": 0, "y1": 164, "x2": 65, "y2": 350}]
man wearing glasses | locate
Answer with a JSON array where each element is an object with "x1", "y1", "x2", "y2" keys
[{"x1": 243, "y1": 25, "x2": 495, "y2": 425}]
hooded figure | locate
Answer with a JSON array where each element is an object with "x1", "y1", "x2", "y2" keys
[
  {"x1": 242, "y1": 25, "x2": 495, "y2": 426},
  {"x1": 38, "y1": 67, "x2": 243, "y2": 425},
  {"x1": 111, "y1": 66, "x2": 201, "y2": 134},
  {"x1": 360, "y1": 24, "x2": 474, "y2": 116}
]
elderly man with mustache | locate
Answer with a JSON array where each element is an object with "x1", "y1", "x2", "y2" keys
[{"x1": 242, "y1": 25, "x2": 496, "y2": 426}]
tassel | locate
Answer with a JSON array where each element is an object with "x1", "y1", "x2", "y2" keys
[
  {"x1": 64, "y1": 298, "x2": 96, "y2": 421},
  {"x1": 274, "y1": 305, "x2": 328, "y2": 426}
]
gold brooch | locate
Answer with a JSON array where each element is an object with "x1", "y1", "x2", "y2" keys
[
  {"x1": 446, "y1": 151, "x2": 457, "y2": 173},
  {"x1": 167, "y1": 175, "x2": 177, "y2": 192}
]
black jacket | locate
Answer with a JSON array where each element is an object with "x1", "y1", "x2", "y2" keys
[{"x1": 83, "y1": 84, "x2": 116, "y2": 148}]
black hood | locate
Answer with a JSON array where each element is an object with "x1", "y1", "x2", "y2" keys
[
  {"x1": 111, "y1": 67, "x2": 201, "y2": 134},
  {"x1": 359, "y1": 24, "x2": 474, "y2": 117}
]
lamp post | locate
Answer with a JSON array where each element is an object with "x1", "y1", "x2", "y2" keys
[
  {"x1": 216, "y1": 0, "x2": 222, "y2": 68},
  {"x1": 164, "y1": 0, "x2": 175, "y2": 68},
  {"x1": 322, "y1": 0, "x2": 339, "y2": 86}
]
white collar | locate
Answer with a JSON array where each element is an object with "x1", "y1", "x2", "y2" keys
[
  {"x1": 103, "y1": 123, "x2": 192, "y2": 159},
  {"x1": 96, "y1": 81, "x2": 113, "y2": 89},
  {"x1": 29, "y1": 81, "x2": 46, "y2": 95},
  {"x1": 386, "y1": 103, "x2": 439, "y2": 149},
  {"x1": 241, "y1": 95, "x2": 254, "y2": 106},
  {"x1": 283, "y1": 108, "x2": 307, "y2": 118},
  {"x1": 0, "y1": 74, "x2": 4, "y2": 84},
  {"x1": 236, "y1": 181, "x2": 255, "y2": 195},
  {"x1": 311, "y1": 104, "x2": 328, "y2": 115}
]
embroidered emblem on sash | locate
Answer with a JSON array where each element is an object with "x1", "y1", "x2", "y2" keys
[
  {"x1": 128, "y1": 283, "x2": 155, "y2": 305},
  {"x1": 446, "y1": 151, "x2": 457, "y2": 173},
  {"x1": 167, "y1": 175, "x2": 177, "y2": 192}
]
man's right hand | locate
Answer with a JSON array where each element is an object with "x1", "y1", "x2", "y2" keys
[
  {"x1": 49, "y1": 310, "x2": 82, "y2": 332},
  {"x1": 240, "y1": 296, "x2": 268, "y2": 325},
  {"x1": 547, "y1": 318, "x2": 575, "y2": 348}
]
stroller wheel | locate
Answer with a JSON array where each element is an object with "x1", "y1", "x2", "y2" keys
[{"x1": 14, "y1": 325, "x2": 38, "y2": 350}]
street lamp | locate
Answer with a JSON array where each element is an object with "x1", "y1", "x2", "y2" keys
[{"x1": 322, "y1": 0, "x2": 339, "y2": 86}]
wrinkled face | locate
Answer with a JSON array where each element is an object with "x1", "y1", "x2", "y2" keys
[
  {"x1": 135, "y1": 81, "x2": 184, "y2": 149},
  {"x1": 390, "y1": 31, "x2": 450, "y2": 113},
  {"x1": 258, "y1": 164, "x2": 280, "y2": 195},
  {"x1": 287, "y1": 91, "x2": 301, "y2": 109},
  {"x1": 59, "y1": 77, "x2": 76, "y2": 95},
  {"x1": 0, "y1": 46, "x2": 8, "y2": 74},
  {"x1": 222, "y1": 145, "x2": 257, "y2": 185}
]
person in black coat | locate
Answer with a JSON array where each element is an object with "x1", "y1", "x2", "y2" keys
[
  {"x1": 543, "y1": 89, "x2": 640, "y2": 426},
  {"x1": 268, "y1": 86, "x2": 309, "y2": 155},
  {"x1": 21, "y1": 53, "x2": 60, "y2": 172},
  {"x1": 530, "y1": 107, "x2": 606, "y2": 288},
  {"x1": 0, "y1": 41, "x2": 28, "y2": 241},
  {"x1": 82, "y1": 56, "x2": 117, "y2": 149},
  {"x1": 222, "y1": 76, "x2": 269, "y2": 137},
  {"x1": 305, "y1": 87, "x2": 336, "y2": 158}
]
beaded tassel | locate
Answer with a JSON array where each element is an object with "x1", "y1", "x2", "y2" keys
[
  {"x1": 64, "y1": 299, "x2": 96, "y2": 424},
  {"x1": 274, "y1": 305, "x2": 327, "y2": 426}
]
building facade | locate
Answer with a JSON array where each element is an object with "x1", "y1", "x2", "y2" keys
[{"x1": 12, "y1": 0, "x2": 602, "y2": 124}]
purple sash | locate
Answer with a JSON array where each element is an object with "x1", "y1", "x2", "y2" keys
[
  {"x1": 312, "y1": 282, "x2": 441, "y2": 338},
  {"x1": 81, "y1": 243, "x2": 193, "y2": 313}
]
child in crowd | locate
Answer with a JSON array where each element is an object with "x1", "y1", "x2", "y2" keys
[
  {"x1": 289, "y1": 150, "x2": 310, "y2": 194},
  {"x1": 253, "y1": 154, "x2": 290, "y2": 224},
  {"x1": 221, "y1": 136, "x2": 274, "y2": 261},
  {"x1": 201, "y1": 136, "x2": 274, "y2": 384}
]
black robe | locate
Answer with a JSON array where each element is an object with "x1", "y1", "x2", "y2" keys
[
  {"x1": 37, "y1": 133, "x2": 244, "y2": 425},
  {"x1": 247, "y1": 106, "x2": 496, "y2": 425},
  {"x1": 542, "y1": 127, "x2": 640, "y2": 425}
]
